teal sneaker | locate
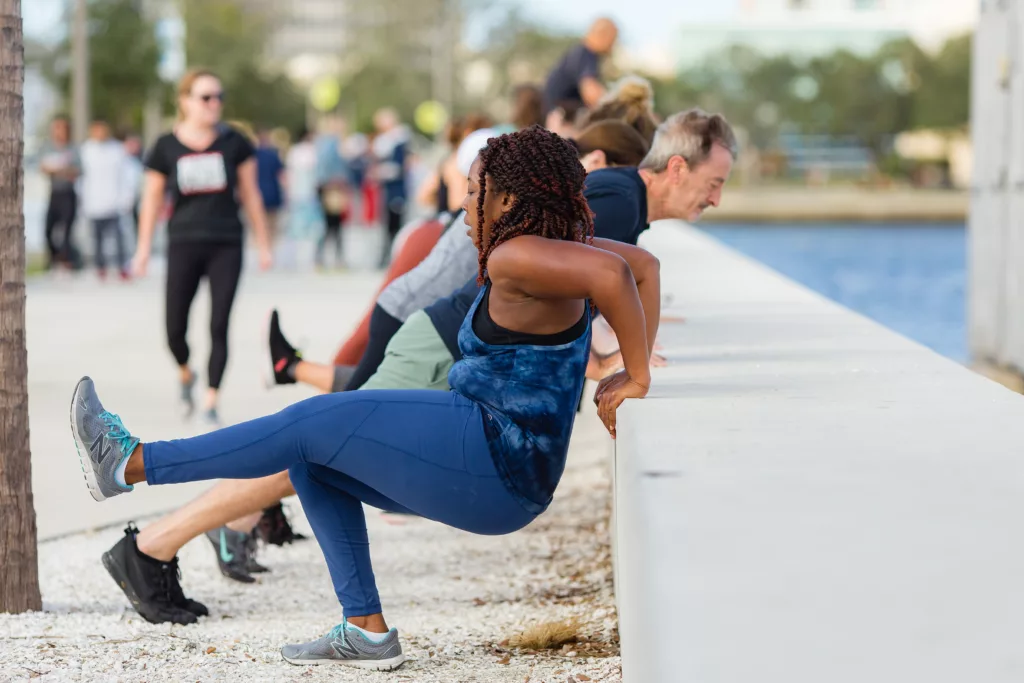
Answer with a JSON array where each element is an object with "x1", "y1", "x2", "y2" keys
[
  {"x1": 205, "y1": 526, "x2": 258, "y2": 584},
  {"x1": 70, "y1": 377, "x2": 139, "y2": 502},
  {"x1": 281, "y1": 622, "x2": 405, "y2": 670}
]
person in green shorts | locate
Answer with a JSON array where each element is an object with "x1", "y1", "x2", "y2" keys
[{"x1": 266, "y1": 274, "x2": 478, "y2": 394}]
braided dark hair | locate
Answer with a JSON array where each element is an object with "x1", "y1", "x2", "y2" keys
[{"x1": 474, "y1": 125, "x2": 594, "y2": 283}]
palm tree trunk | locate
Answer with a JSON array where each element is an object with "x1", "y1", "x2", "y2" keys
[{"x1": 0, "y1": 0, "x2": 42, "y2": 614}]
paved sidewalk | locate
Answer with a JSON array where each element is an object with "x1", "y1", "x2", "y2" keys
[{"x1": 28, "y1": 262, "x2": 378, "y2": 539}]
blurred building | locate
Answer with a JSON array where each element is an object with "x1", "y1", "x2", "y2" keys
[
  {"x1": 236, "y1": 0, "x2": 348, "y2": 79},
  {"x1": 235, "y1": 0, "x2": 456, "y2": 106},
  {"x1": 677, "y1": 0, "x2": 977, "y2": 67}
]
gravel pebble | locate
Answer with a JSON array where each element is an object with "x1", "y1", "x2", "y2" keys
[{"x1": 0, "y1": 411, "x2": 620, "y2": 682}]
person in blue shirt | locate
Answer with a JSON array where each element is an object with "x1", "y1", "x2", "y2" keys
[
  {"x1": 315, "y1": 122, "x2": 353, "y2": 268},
  {"x1": 543, "y1": 18, "x2": 618, "y2": 116},
  {"x1": 70, "y1": 127, "x2": 658, "y2": 669},
  {"x1": 255, "y1": 129, "x2": 285, "y2": 245},
  {"x1": 371, "y1": 108, "x2": 411, "y2": 267}
]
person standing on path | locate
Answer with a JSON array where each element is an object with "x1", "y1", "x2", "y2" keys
[
  {"x1": 314, "y1": 119, "x2": 352, "y2": 269},
  {"x1": 371, "y1": 108, "x2": 411, "y2": 267},
  {"x1": 40, "y1": 115, "x2": 81, "y2": 271},
  {"x1": 79, "y1": 119, "x2": 132, "y2": 280},
  {"x1": 542, "y1": 18, "x2": 619, "y2": 116},
  {"x1": 70, "y1": 127, "x2": 659, "y2": 670},
  {"x1": 121, "y1": 133, "x2": 144, "y2": 241},
  {"x1": 87, "y1": 111, "x2": 733, "y2": 610},
  {"x1": 255, "y1": 128, "x2": 286, "y2": 249},
  {"x1": 132, "y1": 68, "x2": 273, "y2": 425}
]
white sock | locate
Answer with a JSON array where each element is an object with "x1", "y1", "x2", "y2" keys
[
  {"x1": 114, "y1": 456, "x2": 130, "y2": 488},
  {"x1": 347, "y1": 622, "x2": 390, "y2": 643}
]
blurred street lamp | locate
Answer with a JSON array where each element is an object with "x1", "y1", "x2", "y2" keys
[{"x1": 70, "y1": 0, "x2": 88, "y2": 143}]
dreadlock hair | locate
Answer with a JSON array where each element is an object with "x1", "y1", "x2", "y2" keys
[{"x1": 474, "y1": 125, "x2": 594, "y2": 284}]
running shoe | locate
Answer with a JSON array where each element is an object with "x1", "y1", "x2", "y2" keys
[
  {"x1": 281, "y1": 622, "x2": 405, "y2": 670},
  {"x1": 70, "y1": 376, "x2": 138, "y2": 502},
  {"x1": 256, "y1": 502, "x2": 307, "y2": 546},
  {"x1": 181, "y1": 369, "x2": 197, "y2": 419},
  {"x1": 266, "y1": 309, "x2": 302, "y2": 387},
  {"x1": 205, "y1": 526, "x2": 262, "y2": 584},
  {"x1": 102, "y1": 524, "x2": 208, "y2": 625},
  {"x1": 203, "y1": 407, "x2": 221, "y2": 427}
]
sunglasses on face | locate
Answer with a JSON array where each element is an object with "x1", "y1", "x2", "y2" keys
[{"x1": 195, "y1": 92, "x2": 225, "y2": 104}]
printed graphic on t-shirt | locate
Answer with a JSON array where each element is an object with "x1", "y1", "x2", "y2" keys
[{"x1": 177, "y1": 153, "x2": 228, "y2": 195}]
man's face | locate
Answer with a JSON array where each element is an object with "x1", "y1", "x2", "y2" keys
[
  {"x1": 373, "y1": 111, "x2": 396, "y2": 134},
  {"x1": 667, "y1": 144, "x2": 733, "y2": 222},
  {"x1": 51, "y1": 120, "x2": 70, "y2": 144},
  {"x1": 89, "y1": 122, "x2": 110, "y2": 141},
  {"x1": 597, "y1": 26, "x2": 618, "y2": 55}
]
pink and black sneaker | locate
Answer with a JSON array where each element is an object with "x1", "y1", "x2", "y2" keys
[{"x1": 265, "y1": 309, "x2": 302, "y2": 387}]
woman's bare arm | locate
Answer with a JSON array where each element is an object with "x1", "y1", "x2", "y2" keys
[
  {"x1": 487, "y1": 236, "x2": 652, "y2": 388},
  {"x1": 590, "y1": 237, "x2": 660, "y2": 358},
  {"x1": 132, "y1": 170, "x2": 166, "y2": 275}
]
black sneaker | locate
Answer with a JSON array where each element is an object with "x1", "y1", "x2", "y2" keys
[
  {"x1": 101, "y1": 524, "x2": 208, "y2": 624},
  {"x1": 205, "y1": 526, "x2": 259, "y2": 584},
  {"x1": 266, "y1": 310, "x2": 301, "y2": 387},
  {"x1": 256, "y1": 502, "x2": 307, "y2": 546}
]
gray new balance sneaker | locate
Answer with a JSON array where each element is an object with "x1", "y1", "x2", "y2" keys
[
  {"x1": 70, "y1": 376, "x2": 139, "y2": 502},
  {"x1": 281, "y1": 622, "x2": 405, "y2": 670}
]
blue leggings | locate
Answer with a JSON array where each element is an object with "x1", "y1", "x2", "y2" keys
[{"x1": 144, "y1": 389, "x2": 536, "y2": 616}]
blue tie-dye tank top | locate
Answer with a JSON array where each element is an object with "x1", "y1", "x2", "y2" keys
[{"x1": 448, "y1": 285, "x2": 592, "y2": 514}]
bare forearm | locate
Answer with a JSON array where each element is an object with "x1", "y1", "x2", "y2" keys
[
  {"x1": 243, "y1": 194, "x2": 270, "y2": 250},
  {"x1": 591, "y1": 238, "x2": 661, "y2": 356},
  {"x1": 635, "y1": 260, "x2": 660, "y2": 357},
  {"x1": 590, "y1": 262, "x2": 650, "y2": 385},
  {"x1": 136, "y1": 195, "x2": 160, "y2": 254}
]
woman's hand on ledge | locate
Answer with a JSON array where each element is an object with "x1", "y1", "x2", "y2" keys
[{"x1": 594, "y1": 370, "x2": 649, "y2": 438}]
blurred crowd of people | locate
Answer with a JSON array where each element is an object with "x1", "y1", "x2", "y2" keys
[{"x1": 36, "y1": 17, "x2": 632, "y2": 283}]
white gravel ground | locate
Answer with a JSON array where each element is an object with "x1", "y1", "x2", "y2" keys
[{"x1": 0, "y1": 410, "x2": 620, "y2": 683}]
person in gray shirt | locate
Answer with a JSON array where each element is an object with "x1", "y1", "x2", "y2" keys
[{"x1": 40, "y1": 116, "x2": 81, "y2": 270}]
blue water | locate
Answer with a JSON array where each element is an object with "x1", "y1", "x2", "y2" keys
[{"x1": 700, "y1": 223, "x2": 967, "y2": 362}]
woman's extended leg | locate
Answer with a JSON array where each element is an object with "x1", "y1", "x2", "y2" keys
[{"x1": 72, "y1": 377, "x2": 532, "y2": 669}]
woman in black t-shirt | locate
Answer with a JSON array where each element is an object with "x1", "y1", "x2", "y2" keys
[{"x1": 133, "y1": 69, "x2": 273, "y2": 425}]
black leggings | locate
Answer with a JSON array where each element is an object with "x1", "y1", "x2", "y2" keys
[
  {"x1": 45, "y1": 189, "x2": 77, "y2": 267},
  {"x1": 166, "y1": 242, "x2": 244, "y2": 390},
  {"x1": 342, "y1": 304, "x2": 404, "y2": 391},
  {"x1": 380, "y1": 200, "x2": 404, "y2": 266}
]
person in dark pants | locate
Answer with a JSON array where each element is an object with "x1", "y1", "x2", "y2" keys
[
  {"x1": 69, "y1": 127, "x2": 658, "y2": 664},
  {"x1": 371, "y1": 108, "x2": 410, "y2": 267},
  {"x1": 131, "y1": 68, "x2": 273, "y2": 425},
  {"x1": 40, "y1": 116, "x2": 81, "y2": 270},
  {"x1": 80, "y1": 119, "x2": 132, "y2": 280},
  {"x1": 255, "y1": 128, "x2": 286, "y2": 247},
  {"x1": 314, "y1": 121, "x2": 351, "y2": 269}
]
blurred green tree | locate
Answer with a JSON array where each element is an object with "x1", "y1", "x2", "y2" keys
[
  {"x1": 912, "y1": 33, "x2": 971, "y2": 130},
  {"x1": 40, "y1": 0, "x2": 162, "y2": 132},
  {"x1": 645, "y1": 31, "x2": 971, "y2": 162},
  {"x1": 181, "y1": 0, "x2": 306, "y2": 131}
]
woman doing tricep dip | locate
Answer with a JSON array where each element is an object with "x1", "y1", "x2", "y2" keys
[{"x1": 69, "y1": 126, "x2": 658, "y2": 671}]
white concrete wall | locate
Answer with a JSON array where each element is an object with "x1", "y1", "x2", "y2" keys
[
  {"x1": 969, "y1": 0, "x2": 1019, "y2": 368},
  {"x1": 617, "y1": 223, "x2": 1024, "y2": 682}
]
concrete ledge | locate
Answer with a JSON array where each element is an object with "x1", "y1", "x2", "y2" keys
[{"x1": 615, "y1": 224, "x2": 1024, "y2": 682}]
